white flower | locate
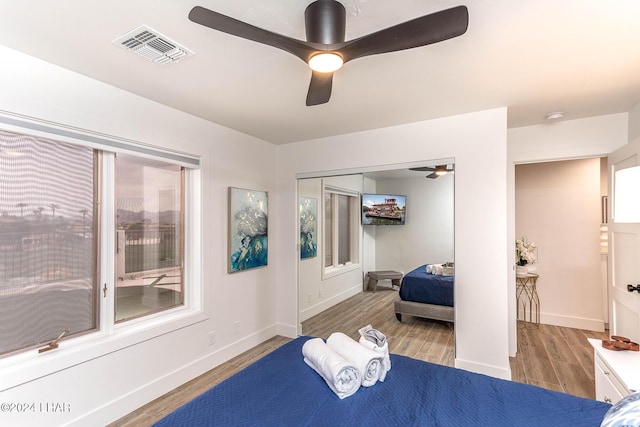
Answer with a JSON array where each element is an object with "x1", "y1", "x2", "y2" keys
[{"x1": 516, "y1": 236, "x2": 536, "y2": 266}]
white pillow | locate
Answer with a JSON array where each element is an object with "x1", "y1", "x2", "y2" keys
[{"x1": 601, "y1": 391, "x2": 640, "y2": 427}]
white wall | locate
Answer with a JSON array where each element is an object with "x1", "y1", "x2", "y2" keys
[
  {"x1": 507, "y1": 113, "x2": 628, "y2": 355},
  {"x1": 277, "y1": 108, "x2": 511, "y2": 379},
  {"x1": 373, "y1": 175, "x2": 454, "y2": 275},
  {"x1": 0, "y1": 45, "x2": 280, "y2": 426},
  {"x1": 515, "y1": 159, "x2": 604, "y2": 330},
  {"x1": 629, "y1": 102, "x2": 640, "y2": 142}
]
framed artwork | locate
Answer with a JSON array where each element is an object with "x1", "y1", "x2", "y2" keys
[
  {"x1": 299, "y1": 197, "x2": 317, "y2": 259},
  {"x1": 228, "y1": 187, "x2": 268, "y2": 273}
]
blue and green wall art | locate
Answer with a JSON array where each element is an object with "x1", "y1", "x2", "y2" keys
[
  {"x1": 228, "y1": 187, "x2": 268, "y2": 273},
  {"x1": 299, "y1": 197, "x2": 317, "y2": 259}
]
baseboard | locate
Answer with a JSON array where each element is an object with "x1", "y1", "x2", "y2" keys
[
  {"x1": 71, "y1": 324, "x2": 280, "y2": 427},
  {"x1": 276, "y1": 322, "x2": 298, "y2": 338},
  {"x1": 538, "y1": 312, "x2": 605, "y2": 332},
  {"x1": 454, "y1": 357, "x2": 512, "y2": 381},
  {"x1": 299, "y1": 285, "x2": 361, "y2": 322}
]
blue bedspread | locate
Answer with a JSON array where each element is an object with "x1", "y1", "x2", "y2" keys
[
  {"x1": 399, "y1": 264, "x2": 454, "y2": 306},
  {"x1": 154, "y1": 337, "x2": 609, "y2": 427}
]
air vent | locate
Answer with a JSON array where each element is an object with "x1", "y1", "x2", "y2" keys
[{"x1": 113, "y1": 25, "x2": 194, "y2": 64}]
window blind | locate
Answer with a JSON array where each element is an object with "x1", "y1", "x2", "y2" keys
[{"x1": 0, "y1": 111, "x2": 200, "y2": 169}]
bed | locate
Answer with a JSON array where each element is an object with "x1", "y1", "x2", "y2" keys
[
  {"x1": 153, "y1": 336, "x2": 610, "y2": 426},
  {"x1": 394, "y1": 264, "x2": 454, "y2": 323}
]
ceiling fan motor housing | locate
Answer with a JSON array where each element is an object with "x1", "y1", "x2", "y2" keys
[{"x1": 305, "y1": 0, "x2": 346, "y2": 44}]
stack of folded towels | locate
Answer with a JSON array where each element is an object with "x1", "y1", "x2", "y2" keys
[
  {"x1": 358, "y1": 324, "x2": 391, "y2": 382},
  {"x1": 426, "y1": 262, "x2": 454, "y2": 276},
  {"x1": 302, "y1": 326, "x2": 391, "y2": 399}
]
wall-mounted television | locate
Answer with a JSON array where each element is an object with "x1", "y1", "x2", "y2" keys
[{"x1": 362, "y1": 193, "x2": 406, "y2": 225}]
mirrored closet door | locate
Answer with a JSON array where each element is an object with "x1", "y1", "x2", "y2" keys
[{"x1": 298, "y1": 162, "x2": 455, "y2": 366}]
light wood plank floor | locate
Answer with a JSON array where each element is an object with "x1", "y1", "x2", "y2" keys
[
  {"x1": 510, "y1": 321, "x2": 609, "y2": 398},
  {"x1": 111, "y1": 287, "x2": 608, "y2": 426},
  {"x1": 302, "y1": 288, "x2": 455, "y2": 366}
]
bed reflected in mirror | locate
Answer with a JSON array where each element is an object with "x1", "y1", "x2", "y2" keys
[{"x1": 298, "y1": 162, "x2": 455, "y2": 367}]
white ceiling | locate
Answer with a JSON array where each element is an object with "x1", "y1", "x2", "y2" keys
[{"x1": 1, "y1": 1, "x2": 640, "y2": 145}]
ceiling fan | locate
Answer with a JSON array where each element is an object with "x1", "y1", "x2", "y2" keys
[
  {"x1": 188, "y1": 1, "x2": 468, "y2": 106},
  {"x1": 409, "y1": 164, "x2": 454, "y2": 179}
]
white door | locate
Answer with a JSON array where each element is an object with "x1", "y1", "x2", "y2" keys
[{"x1": 608, "y1": 138, "x2": 640, "y2": 343}]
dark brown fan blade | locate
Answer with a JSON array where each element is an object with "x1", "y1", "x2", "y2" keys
[
  {"x1": 336, "y1": 5, "x2": 468, "y2": 63},
  {"x1": 306, "y1": 71, "x2": 334, "y2": 106},
  {"x1": 426, "y1": 172, "x2": 439, "y2": 179},
  {"x1": 409, "y1": 166, "x2": 436, "y2": 172},
  {"x1": 189, "y1": 6, "x2": 322, "y2": 63}
]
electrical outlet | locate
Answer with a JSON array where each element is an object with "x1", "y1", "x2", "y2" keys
[
  {"x1": 208, "y1": 331, "x2": 216, "y2": 346},
  {"x1": 233, "y1": 321, "x2": 240, "y2": 335},
  {"x1": 318, "y1": 290, "x2": 323, "y2": 299},
  {"x1": 308, "y1": 293, "x2": 312, "y2": 303}
]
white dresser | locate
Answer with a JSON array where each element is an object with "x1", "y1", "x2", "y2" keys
[{"x1": 589, "y1": 338, "x2": 640, "y2": 404}]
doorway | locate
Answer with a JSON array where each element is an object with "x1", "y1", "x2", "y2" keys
[{"x1": 514, "y1": 158, "x2": 608, "y2": 331}]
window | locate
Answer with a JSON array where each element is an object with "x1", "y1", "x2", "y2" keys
[
  {"x1": 115, "y1": 154, "x2": 184, "y2": 322},
  {"x1": 0, "y1": 124, "x2": 198, "y2": 357},
  {"x1": 337, "y1": 194, "x2": 351, "y2": 265},
  {"x1": 0, "y1": 131, "x2": 98, "y2": 355},
  {"x1": 323, "y1": 186, "x2": 359, "y2": 274},
  {"x1": 324, "y1": 192, "x2": 332, "y2": 267}
]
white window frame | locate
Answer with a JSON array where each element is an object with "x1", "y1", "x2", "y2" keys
[
  {"x1": 0, "y1": 112, "x2": 205, "y2": 391},
  {"x1": 322, "y1": 185, "x2": 361, "y2": 280}
]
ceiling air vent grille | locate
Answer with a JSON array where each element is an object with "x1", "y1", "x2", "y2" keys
[{"x1": 113, "y1": 25, "x2": 194, "y2": 65}]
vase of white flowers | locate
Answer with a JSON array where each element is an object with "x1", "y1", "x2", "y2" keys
[{"x1": 516, "y1": 236, "x2": 537, "y2": 275}]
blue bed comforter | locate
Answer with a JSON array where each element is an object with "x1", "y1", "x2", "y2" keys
[
  {"x1": 399, "y1": 264, "x2": 454, "y2": 306},
  {"x1": 154, "y1": 337, "x2": 609, "y2": 427}
]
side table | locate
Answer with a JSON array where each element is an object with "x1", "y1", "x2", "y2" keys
[{"x1": 516, "y1": 273, "x2": 540, "y2": 325}]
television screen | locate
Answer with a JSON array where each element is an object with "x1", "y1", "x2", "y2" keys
[{"x1": 362, "y1": 193, "x2": 406, "y2": 225}]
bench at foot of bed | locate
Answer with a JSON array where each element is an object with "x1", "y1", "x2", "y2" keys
[
  {"x1": 367, "y1": 270, "x2": 403, "y2": 292},
  {"x1": 394, "y1": 298, "x2": 454, "y2": 323}
]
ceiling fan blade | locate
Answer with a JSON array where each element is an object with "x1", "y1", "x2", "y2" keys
[
  {"x1": 306, "y1": 71, "x2": 334, "y2": 106},
  {"x1": 189, "y1": 6, "x2": 321, "y2": 63},
  {"x1": 409, "y1": 166, "x2": 436, "y2": 172},
  {"x1": 336, "y1": 5, "x2": 469, "y2": 63},
  {"x1": 426, "y1": 173, "x2": 439, "y2": 179}
]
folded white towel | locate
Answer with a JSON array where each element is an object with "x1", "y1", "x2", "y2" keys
[
  {"x1": 358, "y1": 325, "x2": 391, "y2": 382},
  {"x1": 427, "y1": 264, "x2": 444, "y2": 275},
  {"x1": 302, "y1": 338, "x2": 361, "y2": 399},
  {"x1": 327, "y1": 332, "x2": 383, "y2": 387},
  {"x1": 427, "y1": 263, "x2": 445, "y2": 275}
]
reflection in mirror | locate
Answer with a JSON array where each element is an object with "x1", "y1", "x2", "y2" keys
[
  {"x1": 299, "y1": 174, "x2": 365, "y2": 339},
  {"x1": 299, "y1": 162, "x2": 455, "y2": 367}
]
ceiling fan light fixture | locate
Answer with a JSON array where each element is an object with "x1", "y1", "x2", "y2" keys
[
  {"x1": 435, "y1": 165, "x2": 450, "y2": 175},
  {"x1": 544, "y1": 111, "x2": 564, "y2": 121},
  {"x1": 308, "y1": 53, "x2": 343, "y2": 73}
]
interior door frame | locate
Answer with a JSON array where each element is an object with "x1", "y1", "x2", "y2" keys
[
  {"x1": 607, "y1": 138, "x2": 640, "y2": 342},
  {"x1": 508, "y1": 151, "x2": 624, "y2": 355}
]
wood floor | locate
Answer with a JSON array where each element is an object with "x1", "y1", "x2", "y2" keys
[
  {"x1": 111, "y1": 287, "x2": 609, "y2": 426},
  {"x1": 109, "y1": 335, "x2": 292, "y2": 427},
  {"x1": 302, "y1": 288, "x2": 455, "y2": 366},
  {"x1": 510, "y1": 321, "x2": 609, "y2": 398}
]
